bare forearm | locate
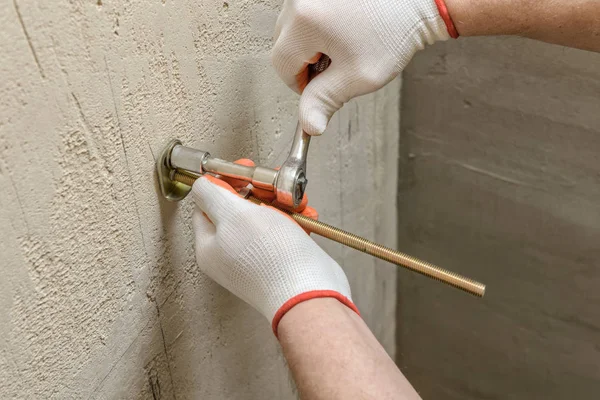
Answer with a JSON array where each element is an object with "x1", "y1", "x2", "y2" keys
[
  {"x1": 446, "y1": 0, "x2": 600, "y2": 52},
  {"x1": 278, "y1": 298, "x2": 420, "y2": 400}
]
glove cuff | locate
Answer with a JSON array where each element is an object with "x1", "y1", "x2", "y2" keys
[
  {"x1": 434, "y1": 0, "x2": 459, "y2": 38},
  {"x1": 271, "y1": 290, "x2": 360, "y2": 338}
]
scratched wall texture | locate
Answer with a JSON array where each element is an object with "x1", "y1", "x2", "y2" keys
[
  {"x1": 397, "y1": 37, "x2": 600, "y2": 399},
  {"x1": 0, "y1": 1, "x2": 400, "y2": 398}
]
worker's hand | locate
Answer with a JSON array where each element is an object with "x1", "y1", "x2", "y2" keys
[
  {"x1": 272, "y1": 0, "x2": 456, "y2": 135},
  {"x1": 191, "y1": 175, "x2": 358, "y2": 336}
]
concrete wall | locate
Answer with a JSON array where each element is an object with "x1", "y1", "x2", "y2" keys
[
  {"x1": 397, "y1": 37, "x2": 600, "y2": 399},
  {"x1": 0, "y1": 1, "x2": 399, "y2": 398}
]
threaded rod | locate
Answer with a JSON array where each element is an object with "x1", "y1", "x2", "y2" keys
[{"x1": 173, "y1": 170, "x2": 485, "y2": 297}]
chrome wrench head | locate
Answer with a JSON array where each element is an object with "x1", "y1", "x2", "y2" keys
[{"x1": 275, "y1": 123, "x2": 311, "y2": 208}]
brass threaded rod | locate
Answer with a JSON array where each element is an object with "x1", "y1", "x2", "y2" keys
[{"x1": 173, "y1": 170, "x2": 486, "y2": 297}]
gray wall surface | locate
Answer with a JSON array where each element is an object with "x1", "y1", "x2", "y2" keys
[
  {"x1": 396, "y1": 37, "x2": 600, "y2": 399},
  {"x1": 0, "y1": 1, "x2": 399, "y2": 398}
]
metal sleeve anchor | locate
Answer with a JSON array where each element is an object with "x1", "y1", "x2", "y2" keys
[{"x1": 158, "y1": 139, "x2": 280, "y2": 202}]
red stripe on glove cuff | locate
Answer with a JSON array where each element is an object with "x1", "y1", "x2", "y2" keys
[
  {"x1": 434, "y1": 0, "x2": 459, "y2": 38},
  {"x1": 272, "y1": 290, "x2": 361, "y2": 337}
]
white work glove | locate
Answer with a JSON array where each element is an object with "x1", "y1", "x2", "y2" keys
[
  {"x1": 272, "y1": 0, "x2": 457, "y2": 135},
  {"x1": 191, "y1": 175, "x2": 358, "y2": 336}
]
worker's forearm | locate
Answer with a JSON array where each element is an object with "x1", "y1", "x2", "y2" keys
[
  {"x1": 446, "y1": 0, "x2": 600, "y2": 52},
  {"x1": 278, "y1": 298, "x2": 421, "y2": 400}
]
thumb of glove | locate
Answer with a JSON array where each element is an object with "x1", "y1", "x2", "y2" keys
[{"x1": 298, "y1": 66, "x2": 352, "y2": 136}]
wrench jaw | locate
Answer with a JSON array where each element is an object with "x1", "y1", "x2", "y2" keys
[
  {"x1": 294, "y1": 171, "x2": 308, "y2": 205},
  {"x1": 275, "y1": 162, "x2": 307, "y2": 209},
  {"x1": 275, "y1": 122, "x2": 312, "y2": 209}
]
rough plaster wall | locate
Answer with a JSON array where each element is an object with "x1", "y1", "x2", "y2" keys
[
  {"x1": 0, "y1": 0, "x2": 399, "y2": 398},
  {"x1": 397, "y1": 37, "x2": 600, "y2": 399}
]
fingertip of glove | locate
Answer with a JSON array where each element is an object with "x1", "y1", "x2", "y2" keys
[
  {"x1": 303, "y1": 206, "x2": 318, "y2": 221},
  {"x1": 299, "y1": 91, "x2": 332, "y2": 136},
  {"x1": 191, "y1": 176, "x2": 205, "y2": 196},
  {"x1": 204, "y1": 175, "x2": 238, "y2": 194},
  {"x1": 299, "y1": 110, "x2": 328, "y2": 136},
  {"x1": 233, "y1": 158, "x2": 256, "y2": 167}
]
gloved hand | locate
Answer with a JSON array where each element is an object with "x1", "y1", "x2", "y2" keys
[
  {"x1": 191, "y1": 173, "x2": 358, "y2": 337},
  {"x1": 272, "y1": 0, "x2": 457, "y2": 135}
]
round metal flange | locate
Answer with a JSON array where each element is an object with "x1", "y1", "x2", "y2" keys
[{"x1": 157, "y1": 139, "x2": 192, "y2": 202}]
